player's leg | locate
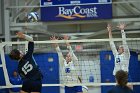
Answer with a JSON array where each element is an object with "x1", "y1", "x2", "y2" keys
[
  {"x1": 30, "y1": 79, "x2": 42, "y2": 93},
  {"x1": 21, "y1": 79, "x2": 42, "y2": 93},
  {"x1": 20, "y1": 79, "x2": 31, "y2": 93},
  {"x1": 20, "y1": 90, "x2": 28, "y2": 93}
]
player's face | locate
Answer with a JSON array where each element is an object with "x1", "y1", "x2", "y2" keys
[
  {"x1": 66, "y1": 53, "x2": 72, "y2": 62},
  {"x1": 118, "y1": 47, "x2": 124, "y2": 54},
  {"x1": 13, "y1": 71, "x2": 18, "y2": 77}
]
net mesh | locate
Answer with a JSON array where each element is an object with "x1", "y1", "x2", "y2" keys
[{"x1": 0, "y1": 38, "x2": 140, "y2": 89}]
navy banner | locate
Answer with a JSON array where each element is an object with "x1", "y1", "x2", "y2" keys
[
  {"x1": 41, "y1": 4, "x2": 112, "y2": 21},
  {"x1": 40, "y1": 0, "x2": 112, "y2": 21}
]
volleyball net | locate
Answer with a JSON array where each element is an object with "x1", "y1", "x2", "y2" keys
[{"x1": 0, "y1": 38, "x2": 140, "y2": 89}]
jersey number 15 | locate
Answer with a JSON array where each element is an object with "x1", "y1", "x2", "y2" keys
[{"x1": 22, "y1": 61, "x2": 33, "y2": 75}]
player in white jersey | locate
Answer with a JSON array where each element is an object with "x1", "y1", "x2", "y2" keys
[
  {"x1": 107, "y1": 23, "x2": 132, "y2": 89},
  {"x1": 50, "y1": 35, "x2": 83, "y2": 93},
  {"x1": 107, "y1": 23, "x2": 130, "y2": 75}
]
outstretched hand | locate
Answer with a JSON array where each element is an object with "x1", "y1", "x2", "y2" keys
[
  {"x1": 107, "y1": 24, "x2": 113, "y2": 38},
  {"x1": 50, "y1": 35, "x2": 59, "y2": 40},
  {"x1": 63, "y1": 35, "x2": 69, "y2": 40},
  {"x1": 50, "y1": 35, "x2": 59, "y2": 47},
  {"x1": 107, "y1": 24, "x2": 112, "y2": 32},
  {"x1": 16, "y1": 32, "x2": 25, "y2": 39},
  {"x1": 63, "y1": 35, "x2": 70, "y2": 46},
  {"x1": 117, "y1": 23, "x2": 126, "y2": 30}
]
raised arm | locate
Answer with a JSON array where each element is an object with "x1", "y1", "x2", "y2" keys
[
  {"x1": 16, "y1": 32, "x2": 34, "y2": 56},
  {"x1": 67, "y1": 45, "x2": 78, "y2": 61},
  {"x1": 117, "y1": 23, "x2": 130, "y2": 57},
  {"x1": 63, "y1": 35, "x2": 78, "y2": 62},
  {"x1": 16, "y1": 32, "x2": 33, "y2": 42},
  {"x1": 50, "y1": 36, "x2": 65, "y2": 66},
  {"x1": 107, "y1": 24, "x2": 118, "y2": 56}
]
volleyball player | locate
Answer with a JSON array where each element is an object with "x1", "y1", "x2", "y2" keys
[
  {"x1": 9, "y1": 70, "x2": 22, "y2": 93},
  {"x1": 107, "y1": 23, "x2": 132, "y2": 89},
  {"x1": 107, "y1": 23, "x2": 130, "y2": 75},
  {"x1": 108, "y1": 70, "x2": 133, "y2": 93},
  {"x1": 9, "y1": 32, "x2": 42, "y2": 93},
  {"x1": 50, "y1": 35, "x2": 83, "y2": 93}
]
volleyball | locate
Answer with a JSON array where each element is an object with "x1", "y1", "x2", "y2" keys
[
  {"x1": 82, "y1": 86, "x2": 88, "y2": 93},
  {"x1": 27, "y1": 12, "x2": 39, "y2": 22}
]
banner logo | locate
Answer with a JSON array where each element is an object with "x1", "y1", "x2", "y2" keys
[{"x1": 56, "y1": 6, "x2": 98, "y2": 19}]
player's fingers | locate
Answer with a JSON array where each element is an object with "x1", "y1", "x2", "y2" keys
[
  {"x1": 16, "y1": 32, "x2": 21, "y2": 35},
  {"x1": 17, "y1": 32, "x2": 23, "y2": 35},
  {"x1": 51, "y1": 36, "x2": 55, "y2": 40},
  {"x1": 107, "y1": 24, "x2": 111, "y2": 27},
  {"x1": 58, "y1": 36, "x2": 61, "y2": 40},
  {"x1": 64, "y1": 35, "x2": 69, "y2": 40},
  {"x1": 16, "y1": 32, "x2": 18, "y2": 35},
  {"x1": 16, "y1": 32, "x2": 22, "y2": 37},
  {"x1": 56, "y1": 37, "x2": 59, "y2": 40},
  {"x1": 50, "y1": 37, "x2": 52, "y2": 40}
]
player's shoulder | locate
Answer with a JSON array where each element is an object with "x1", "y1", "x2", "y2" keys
[
  {"x1": 108, "y1": 84, "x2": 133, "y2": 93},
  {"x1": 117, "y1": 86, "x2": 133, "y2": 93},
  {"x1": 125, "y1": 87, "x2": 134, "y2": 93},
  {"x1": 108, "y1": 87, "x2": 115, "y2": 93},
  {"x1": 108, "y1": 86, "x2": 122, "y2": 93}
]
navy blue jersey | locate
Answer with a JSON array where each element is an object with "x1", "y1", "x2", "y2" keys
[
  {"x1": 108, "y1": 85, "x2": 133, "y2": 93},
  {"x1": 18, "y1": 42, "x2": 42, "y2": 80}
]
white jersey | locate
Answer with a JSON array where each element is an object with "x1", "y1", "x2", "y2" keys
[
  {"x1": 56, "y1": 46, "x2": 81, "y2": 84},
  {"x1": 109, "y1": 30, "x2": 130, "y2": 75}
]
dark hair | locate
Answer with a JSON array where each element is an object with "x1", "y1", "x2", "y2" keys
[
  {"x1": 13, "y1": 69, "x2": 18, "y2": 72},
  {"x1": 115, "y1": 70, "x2": 128, "y2": 87},
  {"x1": 9, "y1": 49, "x2": 21, "y2": 60}
]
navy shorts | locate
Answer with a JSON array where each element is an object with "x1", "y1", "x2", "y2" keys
[
  {"x1": 22, "y1": 79, "x2": 42, "y2": 92},
  {"x1": 65, "y1": 86, "x2": 82, "y2": 93}
]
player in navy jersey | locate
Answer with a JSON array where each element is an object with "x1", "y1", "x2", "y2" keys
[
  {"x1": 108, "y1": 70, "x2": 133, "y2": 93},
  {"x1": 9, "y1": 32, "x2": 42, "y2": 93}
]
